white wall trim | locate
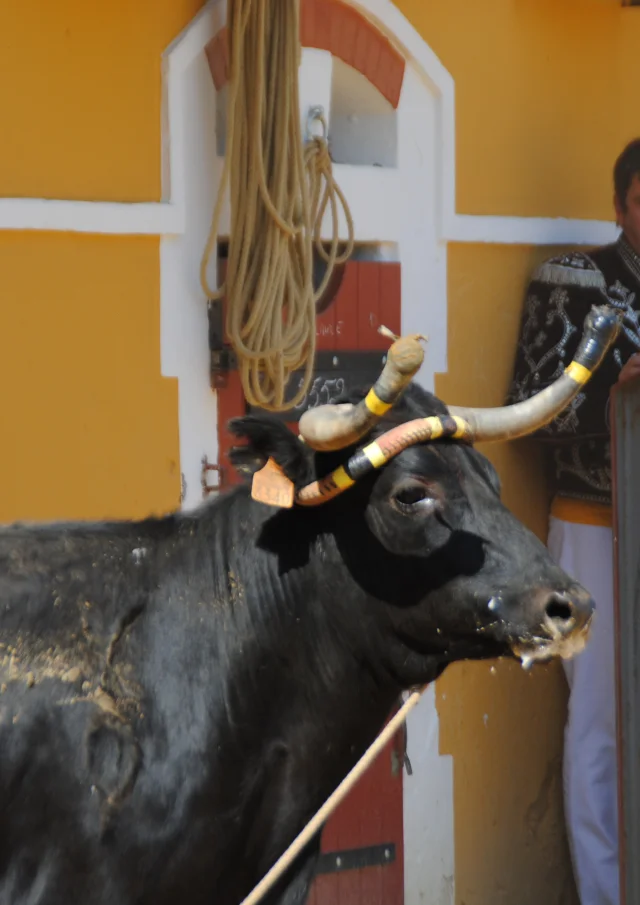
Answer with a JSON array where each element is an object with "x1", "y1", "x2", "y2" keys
[
  {"x1": 448, "y1": 214, "x2": 618, "y2": 247},
  {"x1": 163, "y1": 0, "x2": 226, "y2": 77},
  {"x1": 0, "y1": 198, "x2": 184, "y2": 236},
  {"x1": 0, "y1": 197, "x2": 617, "y2": 246},
  {"x1": 346, "y1": 0, "x2": 456, "y2": 240}
]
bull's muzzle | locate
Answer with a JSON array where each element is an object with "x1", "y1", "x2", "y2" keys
[{"x1": 502, "y1": 584, "x2": 595, "y2": 670}]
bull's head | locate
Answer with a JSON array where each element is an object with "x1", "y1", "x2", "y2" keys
[{"x1": 229, "y1": 304, "x2": 619, "y2": 677}]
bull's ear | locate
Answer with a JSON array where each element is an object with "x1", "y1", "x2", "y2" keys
[{"x1": 227, "y1": 415, "x2": 313, "y2": 485}]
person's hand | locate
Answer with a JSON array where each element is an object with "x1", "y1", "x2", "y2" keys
[{"x1": 618, "y1": 352, "x2": 640, "y2": 384}]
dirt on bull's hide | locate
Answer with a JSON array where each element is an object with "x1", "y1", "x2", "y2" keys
[
  {"x1": 0, "y1": 633, "x2": 96, "y2": 691},
  {"x1": 0, "y1": 602, "x2": 144, "y2": 724},
  {"x1": 0, "y1": 622, "x2": 144, "y2": 826}
]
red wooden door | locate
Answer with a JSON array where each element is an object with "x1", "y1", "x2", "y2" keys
[{"x1": 213, "y1": 256, "x2": 405, "y2": 905}]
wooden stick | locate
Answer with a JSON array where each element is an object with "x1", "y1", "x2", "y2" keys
[{"x1": 239, "y1": 687, "x2": 426, "y2": 905}]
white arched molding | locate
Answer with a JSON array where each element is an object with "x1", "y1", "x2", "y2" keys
[
  {"x1": 160, "y1": 0, "x2": 455, "y2": 507},
  {"x1": 159, "y1": 5, "x2": 456, "y2": 905}
]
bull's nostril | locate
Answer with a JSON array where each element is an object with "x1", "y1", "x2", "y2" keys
[{"x1": 545, "y1": 597, "x2": 574, "y2": 623}]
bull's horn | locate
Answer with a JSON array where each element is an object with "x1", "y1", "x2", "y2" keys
[
  {"x1": 298, "y1": 334, "x2": 426, "y2": 451},
  {"x1": 447, "y1": 305, "x2": 620, "y2": 443}
]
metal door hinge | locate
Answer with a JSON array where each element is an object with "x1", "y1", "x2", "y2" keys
[
  {"x1": 315, "y1": 843, "x2": 396, "y2": 876},
  {"x1": 201, "y1": 456, "x2": 223, "y2": 496}
]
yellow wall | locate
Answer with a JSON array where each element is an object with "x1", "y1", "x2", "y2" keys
[
  {"x1": 436, "y1": 243, "x2": 577, "y2": 905},
  {"x1": 0, "y1": 0, "x2": 203, "y2": 202},
  {"x1": 1, "y1": 0, "x2": 638, "y2": 903},
  {"x1": 0, "y1": 233, "x2": 180, "y2": 521},
  {"x1": 0, "y1": 0, "x2": 205, "y2": 521},
  {"x1": 397, "y1": 0, "x2": 640, "y2": 220}
]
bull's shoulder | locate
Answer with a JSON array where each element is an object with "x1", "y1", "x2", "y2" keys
[
  {"x1": 0, "y1": 502, "x2": 237, "y2": 688},
  {"x1": 0, "y1": 517, "x2": 175, "y2": 700},
  {"x1": 0, "y1": 495, "x2": 254, "y2": 699}
]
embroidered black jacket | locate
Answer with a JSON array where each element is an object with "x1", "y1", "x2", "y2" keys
[{"x1": 506, "y1": 234, "x2": 640, "y2": 506}]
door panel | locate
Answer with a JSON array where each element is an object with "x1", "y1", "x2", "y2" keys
[{"x1": 214, "y1": 257, "x2": 404, "y2": 905}]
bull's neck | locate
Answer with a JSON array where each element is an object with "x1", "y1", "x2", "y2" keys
[{"x1": 214, "y1": 488, "x2": 401, "y2": 764}]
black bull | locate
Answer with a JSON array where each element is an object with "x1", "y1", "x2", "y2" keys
[{"x1": 0, "y1": 385, "x2": 593, "y2": 905}]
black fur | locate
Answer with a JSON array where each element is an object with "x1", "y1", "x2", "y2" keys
[{"x1": 0, "y1": 383, "x2": 594, "y2": 905}]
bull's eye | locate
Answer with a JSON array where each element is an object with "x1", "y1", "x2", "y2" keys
[{"x1": 392, "y1": 483, "x2": 439, "y2": 516}]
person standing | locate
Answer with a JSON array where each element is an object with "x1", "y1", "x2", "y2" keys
[{"x1": 507, "y1": 138, "x2": 640, "y2": 905}]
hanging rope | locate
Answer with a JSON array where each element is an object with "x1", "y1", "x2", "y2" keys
[{"x1": 200, "y1": 0, "x2": 355, "y2": 412}]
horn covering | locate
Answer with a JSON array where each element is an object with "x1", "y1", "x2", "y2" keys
[
  {"x1": 447, "y1": 305, "x2": 620, "y2": 442},
  {"x1": 266, "y1": 303, "x2": 621, "y2": 510},
  {"x1": 298, "y1": 334, "x2": 425, "y2": 451}
]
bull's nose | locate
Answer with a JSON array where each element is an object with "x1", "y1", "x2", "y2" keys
[
  {"x1": 505, "y1": 585, "x2": 595, "y2": 668},
  {"x1": 542, "y1": 589, "x2": 594, "y2": 636}
]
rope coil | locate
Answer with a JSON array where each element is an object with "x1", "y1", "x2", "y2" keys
[{"x1": 201, "y1": 0, "x2": 355, "y2": 412}]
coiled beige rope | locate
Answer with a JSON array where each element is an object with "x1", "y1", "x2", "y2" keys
[{"x1": 200, "y1": 0, "x2": 355, "y2": 412}]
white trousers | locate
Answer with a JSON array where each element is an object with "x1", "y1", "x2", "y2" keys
[{"x1": 547, "y1": 516, "x2": 620, "y2": 905}]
